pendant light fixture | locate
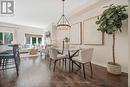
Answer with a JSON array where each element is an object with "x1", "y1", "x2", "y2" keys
[{"x1": 57, "y1": 0, "x2": 71, "y2": 30}]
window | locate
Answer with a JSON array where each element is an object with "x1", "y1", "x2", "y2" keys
[
  {"x1": 4, "y1": 32, "x2": 13, "y2": 44},
  {"x1": 0, "y1": 32, "x2": 13, "y2": 44},
  {"x1": 0, "y1": 33, "x2": 3, "y2": 44},
  {"x1": 38, "y1": 37, "x2": 42, "y2": 44},
  {"x1": 32, "y1": 37, "x2": 36, "y2": 45},
  {"x1": 25, "y1": 34, "x2": 43, "y2": 45},
  {"x1": 25, "y1": 36, "x2": 31, "y2": 44}
]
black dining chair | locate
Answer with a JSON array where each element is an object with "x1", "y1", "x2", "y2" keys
[{"x1": 0, "y1": 45, "x2": 20, "y2": 76}]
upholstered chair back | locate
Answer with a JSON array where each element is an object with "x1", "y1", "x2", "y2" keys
[{"x1": 81, "y1": 48, "x2": 94, "y2": 63}]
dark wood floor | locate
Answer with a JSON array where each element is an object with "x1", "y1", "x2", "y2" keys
[{"x1": 0, "y1": 55, "x2": 128, "y2": 87}]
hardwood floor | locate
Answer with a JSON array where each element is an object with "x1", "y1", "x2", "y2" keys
[{"x1": 0, "y1": 55, "x2": 128, "y2": 87}]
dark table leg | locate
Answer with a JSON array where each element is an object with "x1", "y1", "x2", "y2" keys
[
  {"x1": 0, "y1": 59, "x2": 1, "y2": 67},
  {"x1": 2, "y1": 59, "x2": 5, "y2": 70},
  {"x1": 68, "y1": 50, "x2": 81, "y2": 72},
  {"x1": 69, "y1": 59, "x2": 71, "y2": 72},
  {"x1": 65, "y1": 58, "x2": 66, "y2": 71}
]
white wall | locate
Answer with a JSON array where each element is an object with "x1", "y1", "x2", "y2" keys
[
  {"x1": 54, "y1": 0, "x2": 129, "y2": 73},
  {"x1": 0, "y1": 22, "x2": 45, "y2": 44},
  {"x1": 17, "y1": 26, "x2": 44, "y2": 44},
  {"x1": 51, "y1": 25, "x2": 57, "y2": 45}
]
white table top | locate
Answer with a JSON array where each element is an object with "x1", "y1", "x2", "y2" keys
[{"x1": 55, "y1": 47, "x2": 81, "y2": 51}]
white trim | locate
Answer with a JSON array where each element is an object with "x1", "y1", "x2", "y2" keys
[
  {"x1": 36, "y1": 37, "x2": 38, "y2": 45},
  {"x1": 0, "y1": 26, "x2": 18, "y2": 29},
  {"x1": 30, "y1": 37, "x2": 32, "y2": 45},
  {"x1": 92, "y1": 61, "x2": 106, "y2": 68}
]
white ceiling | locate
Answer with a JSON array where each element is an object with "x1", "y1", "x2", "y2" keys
[{"x1": 0, "y1": 0, "x2": 97, "y2": 29}]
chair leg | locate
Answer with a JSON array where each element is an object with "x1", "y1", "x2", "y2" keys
[
  {"x1": 72, "y1": 61, "x2": 73, "y2": 72},
  {"x1": 16, "y1": 64, "x2": 19, "y2": 76},
  {"x1": 2, "y1": 59, "x2": 5, "y2": 70},
  {"x1": 65, "y1": 58, "x2": 66, "y2": 71},
  {"x1": 58, "y1": 60, "x2": 61, "y2": 65},
  {"x1": 69, "y1": 60, "x2": 71, "y2": 72},
  {"x1": 0, "y1": 59, "x2": 2, "y2": 67},
  {"x1": 82, "y1": 64, "x2": 86, "y2": 79},
  {"x1": 14, "y1": 58, "x2": 19, "y2": 76},
  {"x1": 62, "y1": 59, "x2": 64, "y2": 65},
  {"x1": 90, "y1": 62, "x2": 93, "y2": 78},
  {"x1": 5, "y1": 59, "x2": 8, "y2": 68},
  {"x1": 53, "y1": 60, "x2": 57, "y2": 71},
  {"x1": 49, "y1": 59, "x2": 52, "y2": 68},
  {"x1": 79, "y1": 63, "x2": 81, "y2": 74}
]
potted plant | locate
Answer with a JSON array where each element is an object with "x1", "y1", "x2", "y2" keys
[
  {"x1": 96, "y1": 4, "x2": 128, "y2": 75},
  {"x1": 64, "y1": 37, "x2": 70, "y2": 43}
]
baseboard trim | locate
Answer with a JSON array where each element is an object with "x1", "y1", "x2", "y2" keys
[{"x1": 92, "y1": 61, "x2": 128, "y2": 74}]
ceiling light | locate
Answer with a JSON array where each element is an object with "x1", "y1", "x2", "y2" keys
[{"x1": 57, "y1": 0, "x2": 71, "y2": 30}]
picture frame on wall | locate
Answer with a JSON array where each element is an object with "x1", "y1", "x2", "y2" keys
[
  {"x1": 83, "y1": 16, "x2": 104, "y2": 45},
  {"x1": 69, "y1": 22, "x2": 82, "y2": 45}
]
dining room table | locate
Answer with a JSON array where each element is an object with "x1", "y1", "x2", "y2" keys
[{"x1": 55, "y1": 47, "x2": 82, "y2": 72}]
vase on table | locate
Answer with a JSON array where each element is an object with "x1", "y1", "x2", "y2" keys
[
  {"x1": 63, "y1": 37, "x2": 70, "y2": 50},
  {"x1": 64, "y1": 42, "x2": 69, "y2": 50}
]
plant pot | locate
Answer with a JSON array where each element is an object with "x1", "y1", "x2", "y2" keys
[
  {"x1": 64, "y1": 43, "x2": 69, "y2": 50},
  {"x1": 107, "y1": 62, "x2": 121, "y2": 75}
]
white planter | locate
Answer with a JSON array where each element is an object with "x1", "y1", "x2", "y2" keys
[
  {"x1": 107, "y1": 62, "x2": 121, "y2": 75},
  {"x1": 64, "y1": 43, "x2": 69, "y2": 50}
]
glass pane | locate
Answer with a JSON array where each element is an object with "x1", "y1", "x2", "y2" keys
[
  {"x1": 0, "y1": 32, "x2": 3, "y2": 44},
  {"x1": 38, "y1": 37, "x2": 42, "y2": 44},
  {"x1": 26, "y1": 36, "x2": 30, "y2": 44},
  {"x1": 32, "y1": 37, "x2": 36, "y2": 45},
  {"x1": 4, "y1": 32, "x2": 13, "y2": 44}
]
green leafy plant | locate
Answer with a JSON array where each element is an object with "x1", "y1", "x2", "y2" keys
[
  {"x1": 64, "y1": 37, "x2": 70, "y2": 43},
  {"x1": 96, "y1": 4, "x2": 128, "y2": 65}
]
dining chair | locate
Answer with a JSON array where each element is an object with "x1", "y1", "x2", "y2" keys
[
  {"x1": 39, "y1": 45, "x2": 45, "y2": 56},
  {"x1": 0, "y1": 45, "x2": 20, "y2": 76},
  {"x1": 49, "y1": 47, "x2": 67, "y2": 71},
  {"x1": 0, "y1": 45, "x2": 12, "y2": 70},
  {"x1": 72, "y1": 48, "x2": 94, "y2": 79},
  {"x1": 44, "y1": 45, "x2": 52, "y2": 58},
  {"x1": 0, "y1": 45, "x2": 7, "y2": 66}
]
